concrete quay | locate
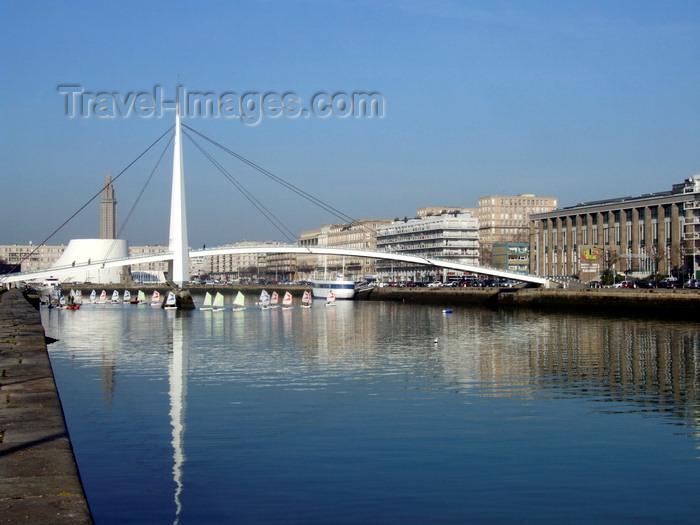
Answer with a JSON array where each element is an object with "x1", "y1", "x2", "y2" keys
[
  {"x1": 357, "y1": 286, "x2": 700, "y2": 320},
  {"x1": 0, "y1": 289, "x2": 93, "y2": 524}
]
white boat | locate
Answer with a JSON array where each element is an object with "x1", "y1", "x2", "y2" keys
[
  {"x1": 325, "y1": 290, "x2": 337, "y2": 306},
  {"x1": 258, "y1": 290, "x2": 270, "y2": 309},
  {"x1": 212, "y1": 292, "x2": 226, "y2": 312},
  {"x1": 282, "y1": 291, "x2": 293, "y2": 309},
  {"x1": 123, "y1": 290, "x2": 131, "y2": 303},
  {"x1": 98, "y1": 290, "x2": 108, "y2": 304},
  {"x1": 270, "y1": 291, "x2": 280, "y2": 308},
  {"x1": 311, "y1": 276, "x2": 355, "y2": 299},
  {"x1": 163, "y1": 291, "x2": 178, "y2": 309},
  {"x1": 232, "y1": 291, "x2": 246, "y2": 311},
  {"x1": 89, "y1": 290, "x2": 97, "y2": 303},
  {"x1": 200, "y1": 291, "x2": 213, "y2": 311},
  {"x1": 301, "y1": 290, "x2": 312, "y2": 308},
  {"x1": 110, "y1": 290, "x2": 120, "y2": 304},
  {"x1": 151, "y1": 290, "x2": 161, "y2": 306}
]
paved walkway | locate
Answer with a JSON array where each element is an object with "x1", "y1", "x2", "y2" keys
[{"x1": 0, "y1": 289, "x2": 93, "y2": 524}]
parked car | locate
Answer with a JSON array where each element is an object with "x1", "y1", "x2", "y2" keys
[
  {"x1": 427, "y1": 281, "x2": 442, "y2": 288},
  {"x1": 634, "y1": 280, "x2": 654, "y2": 289},
  {"x1": 684, "y1": 279, "x2": 700, "y2": 289},
  {"x1": 613, "y1": 281, "x2": 635, "y2": 288},
  {"x1": 588, "y1": 280, "x2": 602, "y2": 288},
  {"x1": 659, "y1": 277, "x2": 679, "y2": 289}
]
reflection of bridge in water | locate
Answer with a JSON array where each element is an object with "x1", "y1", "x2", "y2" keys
[{"x1": 2, "y1": 98, "x2": 554, "y2": 288}]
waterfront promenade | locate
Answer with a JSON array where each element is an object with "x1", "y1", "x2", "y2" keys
[{"x1": 0, "y1": 289, "x2": 93, "y2": 524}]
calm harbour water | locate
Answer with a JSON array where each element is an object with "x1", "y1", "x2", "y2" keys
[{"x1": 42, "y1": 297, "x2": 700, "y2": 524}]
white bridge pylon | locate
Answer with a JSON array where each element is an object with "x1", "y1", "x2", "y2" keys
[{"x1": 1, "y1": 245, "x2": 551, "y2": 287}]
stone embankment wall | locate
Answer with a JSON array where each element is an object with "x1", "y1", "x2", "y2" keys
[
  {"x1": 357, "y1": 287, "x2": 700, "y2": 320},
  {"x1": 0, "y1": 289, "x2": 93, "y2": 524}
]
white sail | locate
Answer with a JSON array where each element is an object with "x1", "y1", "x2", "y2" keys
[
  {"x1": 233, "y1": 291, "x2": 246, "y2": 311},
  {"x1": 111, "y1": 290, "x2": 120, "y2": 303},
  {"x1": 200, "y1": 291, "x2": 213, "y2": 311},
  {"x1": 98, "y1": 290, "x2": 107, "y2": 304},
  {"x1": 282, "y1": 291, "x2": 293, "y2": 308},
  {"x1": 151, "y1": 290, "x2": 161, "y2": 306},
  {"x1": 325, "y1": 290, "x2": 336, "y2": 306},
  {"x1": 74, "y1": 290, "x2": 83, "y2": 304},
  {"x1": 89, "y1": 290, "x2": 97, "y2": 303},
  {"x1": 123, "y1": 290, "x2": 131, "y2": 302},
  {"x1": 270, "y1": 291, "x2": 279, "y2": 308},
  {"x1": 259, "y1": 290, "x2": 270, "y2": 309},
  {"x1": 212, "y1": 292, "x2": 225, "y2": 311},
  {"x1": 164, "y1": 291, "x2": 177, "y2": 309},
  {"x1": 301, "y1": 290, "x2": 311, "y2": 308}
]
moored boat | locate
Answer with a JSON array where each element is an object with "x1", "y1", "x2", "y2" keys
[{"x1": 311, "y1": 276, "x2": 355, "y2": 299}]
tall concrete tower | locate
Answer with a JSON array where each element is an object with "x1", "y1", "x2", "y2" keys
[{"x1": 100, "y1": 174, "x2": 117, "y2": 239}]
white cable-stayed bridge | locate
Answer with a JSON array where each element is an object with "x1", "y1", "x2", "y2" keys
[{"x1": 1, "y1": 97, "x2": 554, "y2": 289}]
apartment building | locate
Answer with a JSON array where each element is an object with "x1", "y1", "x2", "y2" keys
[
  {"x1": 375, "y1": 210, "x2": 479, "y2": 282},
  {"x1": 477, "y1": 193, "x2": 558, "y2": 264}
]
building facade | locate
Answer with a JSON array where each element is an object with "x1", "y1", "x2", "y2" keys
[
  {"x1": 375, "y1": 210, "x2": 479, "y2": 282},
  {"x1": 492, "y1": 243, "x2": 529, "y2": 273},
  {"x1": 529, "y1": 175, "x2": 700, "y2": 280},
  {"x1": 477, "y1": 193, "x2": 558, "y2": 265},
  {"x1": 297, "y1": 220, "x2": 392, "y2": 280}
]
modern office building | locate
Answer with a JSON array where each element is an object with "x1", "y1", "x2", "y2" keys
[
  {"x1": 529, "y1": 175, "x2": 700, "y2": 280},
  {"x1": 477, "y1": 193, "x2": 558, "y2": 265},
  {"x1": 375, "y1": 210, "x2": 479, "y2": 282}
]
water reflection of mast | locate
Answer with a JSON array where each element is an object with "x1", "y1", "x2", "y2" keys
[{"x1": 168, "y1": 311, "x2": 188, "y2": 523}]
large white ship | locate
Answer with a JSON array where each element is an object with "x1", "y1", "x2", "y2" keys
[{"x1": 311, "y1": 275, "x2": 356, "y2": 299}]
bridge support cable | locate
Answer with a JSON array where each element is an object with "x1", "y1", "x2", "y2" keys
[
  {"x1": 181, "y1": 124, "x2": 378, "y2": 238},
  {"x1": 182, "y1": 129, "x2": 300, "y2": 245},
  {"x1": 1, "y1": 126, "x2": 174, "y2": 281}
]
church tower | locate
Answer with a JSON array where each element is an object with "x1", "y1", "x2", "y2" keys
[{"x1": 100, "y1": 174, "x2": 117, "y2": 239}]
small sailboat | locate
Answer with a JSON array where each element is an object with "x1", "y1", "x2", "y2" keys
[
  {"x1": 89, "y1": 289, "x2": 97, "y2": 303},
  {"x1": 212, "y1": 292, "x2": 226, "y2": 312},
  {"x1": 57, "y1": 295, "x2": 67, "y2": 309},
  {"x1": 123, "y1": 290, "x2": 132, "y2": 303},
  {"x1": 74, "y1": 289, "x2": 83, "y2": 305},
  {"x1": 200, "y1": 291, "x2": 213, "y2": 311},
  {"x1": 150, "y1": 290, "x2": 161, "y2": 307},
  {"x1": 98, "y1": 290, "x2": 108, "y2": 304},
  {"x1": 232, "y1": 291, "x2": 246, "y2": 311},
  {"x1": 258, "y1": 290, "x2": 270, "y2": 309},
  {"x1": 270, "y1": 291, "x2": 280, "y2": 308},
  {"x1": 301, "y1": 290, "x2": 312, "y2": 308},
  {"x1": 110, "y1": 290, "x2": 120, "y2": 304},
  {"x1": 282, "y1": 291, "x2": 293, "y2": 309},
  {"x1": 134, "y1": 290, "x2": 146, "y2": 304},
  {"x1": 325, "y1": 290, "x2": 336, "y2": 306},
  {"x1": 163, "y1": 291, "x2": 178, "y2": 309}
]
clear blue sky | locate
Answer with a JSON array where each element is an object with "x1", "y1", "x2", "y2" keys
[{"x1": 1, "y1": 0, "x2": 698, "y2": 247}]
